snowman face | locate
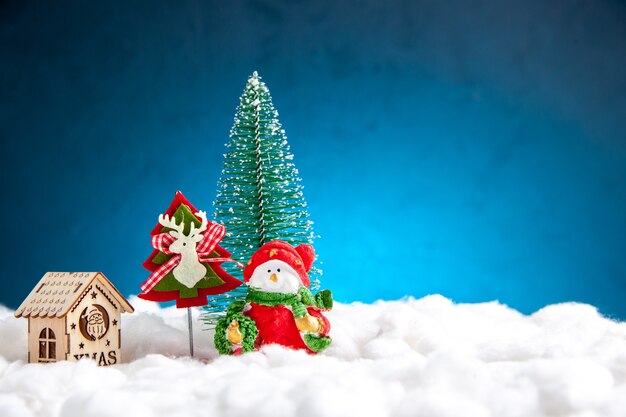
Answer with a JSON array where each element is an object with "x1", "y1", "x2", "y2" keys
[{"x1": 248, "y1": 260, "x2": 302, "y2": 293}]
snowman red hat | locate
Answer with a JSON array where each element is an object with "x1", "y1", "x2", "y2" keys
[{"x1": 243, "y1": 240, "x2": 315, "y2": 288}]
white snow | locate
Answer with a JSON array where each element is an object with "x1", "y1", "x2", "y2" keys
[{"x1": 1, "y1": 295, "x2": 626, "y2": 417}]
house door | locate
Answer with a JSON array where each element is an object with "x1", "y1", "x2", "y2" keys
[{"x1": 38, "y1": 328, "x2": 56, "y2": 362}]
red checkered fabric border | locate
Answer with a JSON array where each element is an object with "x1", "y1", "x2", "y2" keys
[{"x1": 140, "y1": 254, "x2": 181, "y2": 293}]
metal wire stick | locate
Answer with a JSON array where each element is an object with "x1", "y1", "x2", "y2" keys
[{"x1": 187, "y1": 307, "x2": 194, "y2": 357}]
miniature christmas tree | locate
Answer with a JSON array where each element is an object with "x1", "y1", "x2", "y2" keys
[{"x1": 204, "y1": 72, "x2": 320, "y2": 323}]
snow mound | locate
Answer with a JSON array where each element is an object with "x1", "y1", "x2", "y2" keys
[{"x1": 1, "y1": 295, "x2": 626, "y2": 417}]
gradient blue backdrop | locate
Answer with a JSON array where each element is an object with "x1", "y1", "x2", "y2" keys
[{"x1": 1, "y1": 1, "x2": 625, "y2": 318}]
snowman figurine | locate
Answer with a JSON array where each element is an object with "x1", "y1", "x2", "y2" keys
[{"x1": 214, "y1": 240, "x2": 333, "y2": 354}]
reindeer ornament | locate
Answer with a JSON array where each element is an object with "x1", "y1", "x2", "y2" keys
[
  {"x1": 139, "y1": 192, "x2": 242, "y2": 356},
  {"x1": 158, "y1": 211, "x2": 210, "y2": 288}
]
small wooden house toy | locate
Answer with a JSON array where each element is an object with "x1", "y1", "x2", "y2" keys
[{"x1": 14, "y1": 272, "x2": 134, "y2": 366}]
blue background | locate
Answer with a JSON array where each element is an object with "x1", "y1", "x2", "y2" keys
[{"x1": 1, "y1": 1, "x2": 625, "y2": 318}]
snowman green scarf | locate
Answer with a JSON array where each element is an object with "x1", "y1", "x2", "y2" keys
[{"x1": 246, "y1": 287, "x2": 333, "y2": 317}]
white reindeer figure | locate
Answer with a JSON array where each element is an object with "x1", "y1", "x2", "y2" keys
[{"x1": 159, "y1": 210, "x2": 209, "y2": 288}]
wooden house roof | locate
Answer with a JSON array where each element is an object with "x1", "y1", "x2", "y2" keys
[{"x1": 14, "y1": 272, "x2": 134, "y2": 319}]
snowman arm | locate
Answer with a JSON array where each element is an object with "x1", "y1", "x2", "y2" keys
[
  {"x1": 226, "y1": 301, "x2": 245, "y2": 317},
  {"x1": 298, "y1": 287, "x2": 333, "y2": 311},
  {"x1": 298, "y1": 286, "x2": 317, "y2": 305},
  {"x1": 315, "y1": 290, "x2": 333, "y2": 310}
]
